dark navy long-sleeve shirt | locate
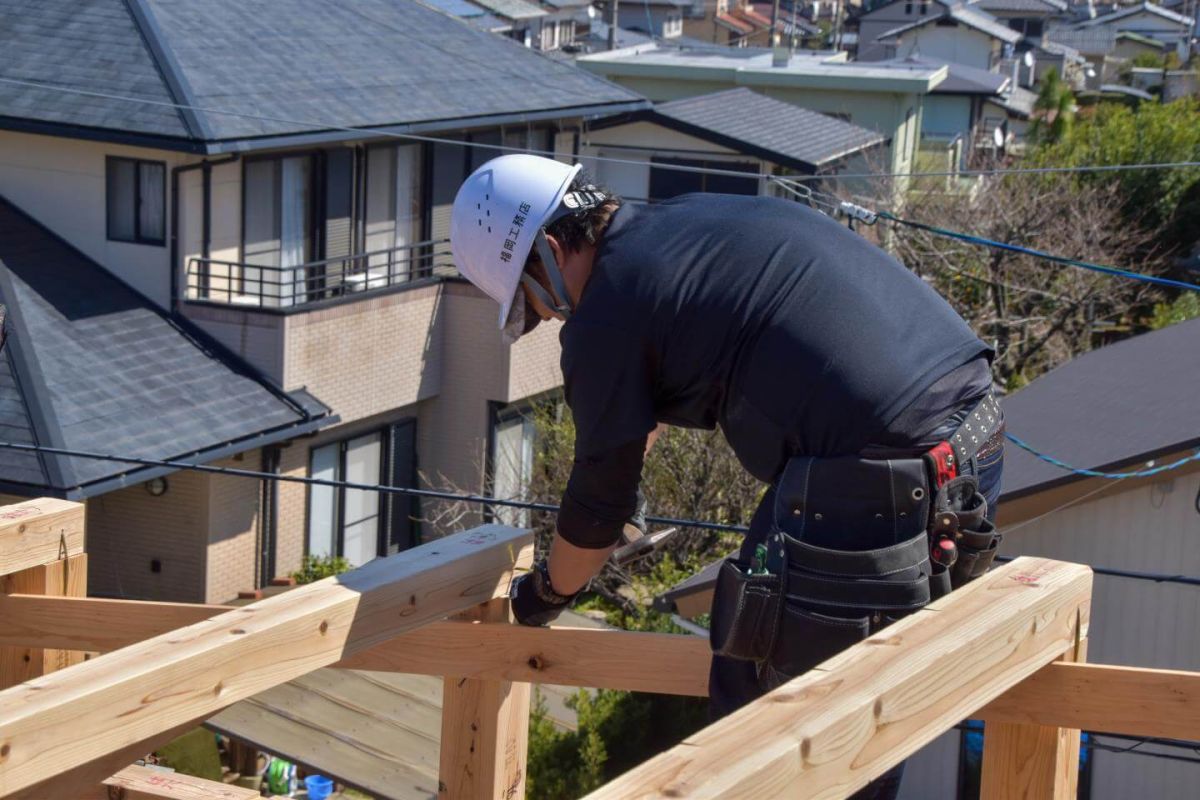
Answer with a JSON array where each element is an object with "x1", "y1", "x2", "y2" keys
[{"x1": 555, "y1": 194, "x2": 990, "y2": 547}]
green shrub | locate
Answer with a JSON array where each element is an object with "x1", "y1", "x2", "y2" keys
[{"x1": 290, "y1": 554, "x2": 351, "y2": 584}]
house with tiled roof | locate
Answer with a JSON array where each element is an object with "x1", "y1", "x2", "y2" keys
[{"x1": 0, "y1": 0, "x2": 647, "y2": 603}]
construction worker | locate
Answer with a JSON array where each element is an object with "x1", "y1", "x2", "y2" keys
[{"x1": 450, "y1": 155, "x2": 1003, "y2": 798}]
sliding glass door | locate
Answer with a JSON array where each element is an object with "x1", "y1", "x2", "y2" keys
[
  {"x1": 243, "y1": 155, "x2": 312, "y2": 306},
  {"x1": 363, "y1": 144, "x2": 422, "y2": 289}
]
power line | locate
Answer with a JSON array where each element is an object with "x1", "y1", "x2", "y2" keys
[
  {"x1": 787, "y1": 159, "x2": 1200, "y2": 183},
  {"x1": 1007, "y1": 435, "x2": 1200, "y2": 480},
  {"x1": 0, "y1": 440, "x2": 742, "y2": 535},
  {"x1": 2, "y1": 75, "x2": 1200, "y2": 186},
  {"x1": 7, "y1": 440, "x2": 1200, "y2": 588},
  {"x1": 878, "y1": 211, "x2": 1200, "y2": 293}
]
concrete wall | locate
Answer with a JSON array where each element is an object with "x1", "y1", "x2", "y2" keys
[
  {"x1": 858, "y1": 0, "x2": 938, "y2": 61},
  {"x1": 892, "y1": 26, "x2": 1001, "y2": 71},
  {"x1": 0, "y1": 130, "x2": 189, "y2": 306}
]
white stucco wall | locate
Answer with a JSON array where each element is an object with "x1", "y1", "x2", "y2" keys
[{"x1": 0, "y1": 130, "x2": 190, "y2": 306}]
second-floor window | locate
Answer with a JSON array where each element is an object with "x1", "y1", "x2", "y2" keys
[{"x1": 106, "y1": 157, "x2": 165, "y2": 245}]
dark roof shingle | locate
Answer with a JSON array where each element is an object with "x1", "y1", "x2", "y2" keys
[
  {"x1": 630, "y1": 88, "x2": 887, "y2": 170},
  {"x1": 1000, "y1": 317, "x2": 1200, "y2": 498},
  {"x1": 0, "y1": 197, "x2": 334, "y2": 498},
  {"x1": 0, "y1": 0, "x2": 645, "y2": 150}
]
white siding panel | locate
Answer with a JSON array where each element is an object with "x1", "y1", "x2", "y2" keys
[{"x1": 898, "y1": 730, "x2": 959, "y2": 799}]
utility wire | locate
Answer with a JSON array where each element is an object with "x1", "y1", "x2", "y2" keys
[
  {"x1": 7, "y1": 440, "x2": 1200, "y2": 588},
  {"x1": 877, "y1": 211, "x2": 1200, "y2": 293},
  {"x1": 2, "y1": 75, "x2": 1200, "y2": 186},
  {"x1": 0, "y1": 441, "x2": 743, "y2": 535},
  {"x1": 955, "y1": 723, "x2": 1200, "y2": 766},
  {"x1": 1006, "y1": 435, "x2": 1200, "y2": 480}
]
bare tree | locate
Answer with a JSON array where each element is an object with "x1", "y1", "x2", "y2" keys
[{"x1": 885, "y1": 173, "x2": 1167, "y2": 388}]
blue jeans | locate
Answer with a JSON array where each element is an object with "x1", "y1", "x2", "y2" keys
[{"x1": 708, "y1": 442, "x2": 1003, "y2": 799}]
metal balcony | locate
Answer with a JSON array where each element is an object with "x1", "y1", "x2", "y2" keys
[{"x1": 185, "y1": 239, "x2": 455, "y2": 310}]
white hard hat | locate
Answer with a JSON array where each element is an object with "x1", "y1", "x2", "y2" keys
[{"x1": 450, "y1": 154, "x2": 583, "y2": 329}]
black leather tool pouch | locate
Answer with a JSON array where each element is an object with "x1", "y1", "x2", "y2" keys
[{"x1": 709, "y1": 558, "x2": 782, "y2": 661}]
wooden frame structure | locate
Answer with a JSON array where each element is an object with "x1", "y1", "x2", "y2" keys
[{"x1": 0, "y1": 498, "x2": 1197, "y2": 799}]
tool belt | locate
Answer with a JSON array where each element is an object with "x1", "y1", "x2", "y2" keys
[{"x1": 709, "y1": 394, "x2": 1004, "y2": 679}]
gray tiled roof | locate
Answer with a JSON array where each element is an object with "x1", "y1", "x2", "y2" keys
[
  {"x1": 640, "y1": 88, "x2": 887, "y2": 169},
  {"x1": 975, "y1": 0, "x2": 1067, "y2": 13},
  {"x1": 0, "y1": 197, "x2": 334, "y2": 498},
  {"x1": 1076, "y1": 1, "x2": 1193, "y2": 27},
  {"x1": 886, "y1": 56, "x2": 1009, "y2": 94},
  {"x1": 0, "y1": 0, "x2": 644, "y2": 151},
  {"x1": 1001, "y1": 317, "x2": 1200, "y2": 498},
  {"x1": 0, "y1": 1, "x2": 191, "y2": 139},
  {"x1": 464, "y1": 0, "x2": 548, "y2": 19},
  {"x1": 877, "y1": 5, "x2": 1023, "y2": 44}
]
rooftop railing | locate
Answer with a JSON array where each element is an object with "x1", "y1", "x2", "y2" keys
[{"x1": 185, "y1": 238, "x2": 455, "y2": 310}]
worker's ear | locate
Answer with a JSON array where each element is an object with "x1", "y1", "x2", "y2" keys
[{"x1": 543, "y1": 233, "x2": 567, "y2": 270}]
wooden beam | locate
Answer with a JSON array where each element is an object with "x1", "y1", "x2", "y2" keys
[
  {"x1": 0, "y1": 498, "x2": 84, "y2": 578},
  {"x1": 83, "y1": 764, "x2": 261, "y2": 800},
  {"x1": 438, "y1": 599, "x2": 530, "y2": 800},
  {"x1": 980, "y1": 638, "x2": 1087, "y2": 800},
  {"x1": 1, "y1": 597, "x2": 715, "y2": 697},
  {"x1": 9, "y1": 719, "x2": 205, "y2": 800},
  {"x1": 0, "y1": 554, "x2": 87, "y2": 689},
  {"x1": 583, "y1": 557, "x2": 1093, "y2": 800},
  {"x1": 0, "y1": 525, "x2": 532, "y2": 796},
  {"x1": 344, "y1": 622, "x2": 713, "y2": 697},
  {"x1": 980, "y1": 661, "x2": 1200, "y2": 741},
  {"x1": 0, "y1": 596, "x2": 226, "y2": 653}
]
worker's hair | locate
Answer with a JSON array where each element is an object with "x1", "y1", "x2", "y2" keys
[{"x1": 542, "y1": 174, "x2": 622, "y2": 254}]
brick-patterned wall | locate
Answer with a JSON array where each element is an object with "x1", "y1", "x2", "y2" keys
[
  {"x1": 205, "y1": 452, "x2": 262, "y2": 603},
  {"x1": 180, "y1": 304, "x2": 286, "y2": 385},
  {"x1": 275, "y1": 442, "x2": 309, "y2": 580},
  {"x1": 507, "y1": 313, "x2": 564, "y2": 403},
  {"x1": 283, "y1": 284, "x2": 444, "y2": 425},
  {"x1": 272, "y1": 405, "x2": 423, "y2": 575},
  {"x1": 86, "y1": 471, "x2": 209, "y2": 601},
  {"x1": 416, "y1": 283, "x2": 564, "y2": 536}
]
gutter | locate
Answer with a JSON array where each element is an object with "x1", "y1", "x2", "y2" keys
[
  {"x1": 198, "y1": 101, "x2": 651, "y2": 155},
  {"x1": 62, "y1": 411, "x2": 339, "y2": 501}
]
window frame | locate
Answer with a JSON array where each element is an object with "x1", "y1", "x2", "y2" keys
[
  {"x1": 305, "y1": 419, "x2": 419, "y2": 563},
  {"x1": 106, "y1": 156, "x2": 167, "y2": 246}
]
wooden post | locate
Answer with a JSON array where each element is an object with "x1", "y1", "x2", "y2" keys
[
  {"x1": 0, "y1": 498, "x2": 86, "y2": 689},
  {"x1": 0, "y1": 525, "x2": 532, "y2": 796},
  {"x1": 438, "y1": 599, "x2": 530, "y2": 800},
  {"x1": 979, "y1": 630, "x2": 1088, "y2": 800},
  {"x1": 582, "y1": 557, "x2": 1092, "y2": 800}
]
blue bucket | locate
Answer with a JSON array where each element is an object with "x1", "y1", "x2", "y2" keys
[{"x1": 304, "y1": 774, "x2": 334, "y2": 800}]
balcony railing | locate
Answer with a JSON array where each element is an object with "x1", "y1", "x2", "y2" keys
[{"x1": 185, "y1": 239, "x2": 455, "y2": 310}]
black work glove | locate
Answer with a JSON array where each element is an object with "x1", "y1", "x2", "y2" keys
[
  {"x1": 628, "y1": 487, "x2": 648, "y2": 536},
  {"x1": 510, "y1": 560, "x2": 577, "y2": 627}
]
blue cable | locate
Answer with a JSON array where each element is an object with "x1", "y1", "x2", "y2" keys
[
  {"x1": 1006, "y1": 433, "x2": 1200, "y2": 479},
  {"x1": 879, "y1": 211, "x2": 1200, "y2": 293}
]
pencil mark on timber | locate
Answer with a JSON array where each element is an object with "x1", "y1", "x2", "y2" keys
[
  {"x1": 399, "y1": 595, "x2": 419, "y2": 617},
  {"x1": 230, "y1": 628, "x2": 246, "y2": 635},
  {"x1": 0, "y1": 505, "x2": 39, "y2": 520}
]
